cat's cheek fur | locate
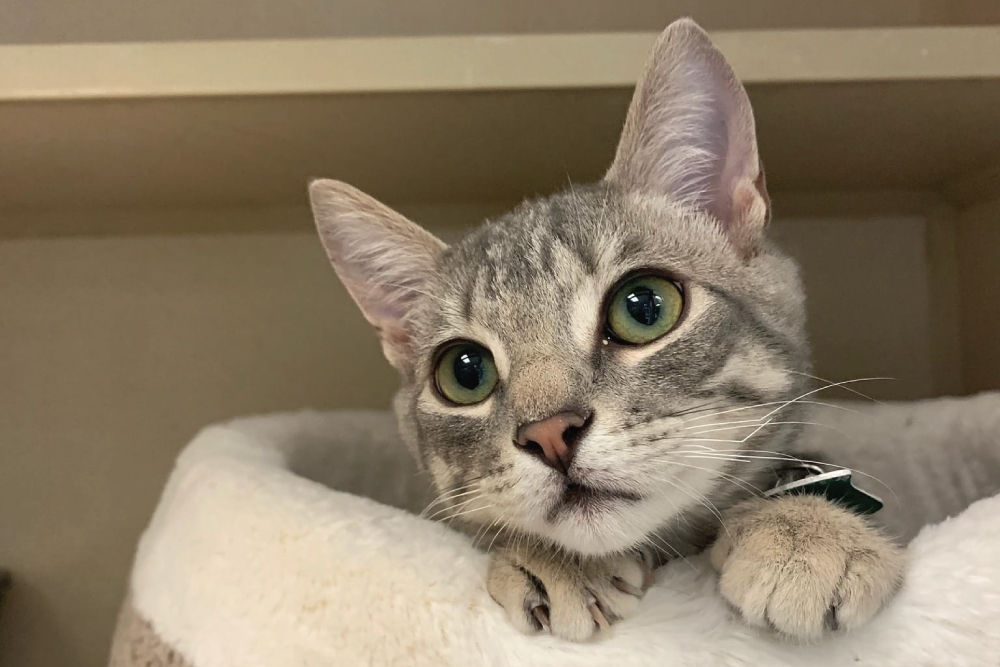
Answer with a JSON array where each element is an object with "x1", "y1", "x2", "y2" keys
[{"x1": 705, "y1": 344, "x2": 797, "y2": 397}]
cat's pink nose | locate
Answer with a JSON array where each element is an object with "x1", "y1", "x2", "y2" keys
[{"x1": 515, "y1": 411, "x2": 591, "y2": 474}]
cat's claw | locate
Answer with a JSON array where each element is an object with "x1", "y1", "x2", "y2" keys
[
  {"x1": 587, "y1": 599, "x2": 611, "y2": 629},
  {"x1": 487, "y1": 545, "x2": 651, "y2": 641},
  {"x1": 638, "y1": 547, "x2": 656, "y2": 589},
  {"x1": 612, "y1": 575, "x2": 645, "y2": 598},
  {"x1": 529, "y1": 597, "x2": 611, "y2": 633},
  {"x1": 530, "y1": 605, "x2": 550, "y2": 632}
]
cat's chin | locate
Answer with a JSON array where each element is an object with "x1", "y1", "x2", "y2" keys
[
  {"x1": 545, "y1": 517, "x2": 648, "y2": 556},
  {"x1": 537, "y1": 489, "x2": 656, "y2": 556}
]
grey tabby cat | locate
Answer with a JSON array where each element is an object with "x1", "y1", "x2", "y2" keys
[{"x1": 308, "y1": 18, "x2": 904, "y2": 641}]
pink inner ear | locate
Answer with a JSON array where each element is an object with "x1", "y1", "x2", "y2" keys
[
  {"x1": 690, "y1": 58, "x2": 764, "y2": 235},
  {"x1": 336, "y1": 261, "x2": 428, "y2": 343},
  {"x1": 727, "y1": 179, "x2": 766, "y2": 252},
  {"x1": 333, "y1": 256, "x2": 433, "y2": 369},
  {"x1": 381, "y1": 325, "x2": 411, "y2": 351},
  {"x1": 309, "y1": 178, "x2": 445, "y2": 368},
  {"x1": 605, "y1": 20, "x2": 770, "y2": 254}
]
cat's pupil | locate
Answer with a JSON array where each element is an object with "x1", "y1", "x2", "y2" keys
[
  {"x1": 625, "y1": 286, "x2": 662, "y2": 326},
  {"x1": 453, "y1": 349, "x2": 484, "y2": 390}
]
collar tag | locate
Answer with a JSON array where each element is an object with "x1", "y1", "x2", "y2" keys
[{"x1": 765, "y1": 464, "x2": 883, "y2": 515}]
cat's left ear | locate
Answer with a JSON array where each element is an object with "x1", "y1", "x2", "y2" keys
[
  {"x1": 309, "y1": 179, "x2": 445, "y2": 369},
  {"x1": 605, "y1": 18, "x2": 770, "y2": 256}
]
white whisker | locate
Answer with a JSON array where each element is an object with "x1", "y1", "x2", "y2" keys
[
  {"x1": 682, "y1": 418, "x2": 763, "y2": 431},
  {"x1": 472, "y1": 514, "x2": 503, "y2": 548},
  {"x1": 659, "y1": 475, "x2": 731, "y2": 539},
  {"x1": 438, "y1": 503, "x2": 495, "y2": 524},
  {"x1": 679, "y1": 449, "x2": 899, "y2": 501},
  {"x1": 420, "y1": 483, "x2": 481, "y2": 518},
  {"x1": 681, "y1": 397, "x2": 867, "y2": 425},
  {"x1": 654, "y1": 459, "x2": 764, "y2": 497},
  {"x1": 424, "y1": 493, "x2": 484, "y2": 521},
  {"x1": 682, "y1": 420, "x2": 847, "y2": 437},
  {"x1": 760, "y1": 377, "x2": 892, "y2": 422},
  {"x1": 486, "y1": 518, "x2": 512, "y2": 553},
  {"x1": 784, "y1": 369, "x2": 888, "y2": 405}
]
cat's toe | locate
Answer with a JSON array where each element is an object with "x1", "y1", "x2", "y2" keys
[
  {"x1": 485, "y1": 549, "x2": 604, "y2": 640},
  {"x1": 487, "y1": 548, "x2": 651, "y2": 641},
  {"x1": 544, "y1": 583, "x2": 606, "y2": 641},
  {"x1": 763, "y1": 555, "x2": 848, "y2": 639},
  {"x1": 826, "y1": 543, "x2": 905, "y2": 632},
  {"x1": 762, "y1": 540, "x2": 903, "y2": 639},
  {"x1": 543, "y1": 551, "x2": 651, "y2": 639},
  {"x1": 486, "y1": 553, "x2": 548, "y2": 635},
  {"x1": 713, "y1": 496, "x2": 905, "y2": 640},
  {"x1": 581, "y1": 552, "x2": 648, "y2": 622}
]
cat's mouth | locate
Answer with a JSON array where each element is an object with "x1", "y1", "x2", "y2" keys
[{"x1": 547, "y1": 482, "x2": 642, "y2": 521}]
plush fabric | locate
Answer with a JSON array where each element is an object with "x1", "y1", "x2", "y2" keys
[{"x1": 110, "y1": 394, "x2": 1000, "y2": 666}]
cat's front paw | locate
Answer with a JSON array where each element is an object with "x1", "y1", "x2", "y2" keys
[
  {"x1": 710, "y1": 495, "x2": 905, "y2": 640},
  {"x1": 486, "y1": 543, "x2": 654, "y2": 641}
]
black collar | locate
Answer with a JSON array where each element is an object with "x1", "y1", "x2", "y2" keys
[{"x1": 765, "y1": 463, "x2": 883, "y2": 515}]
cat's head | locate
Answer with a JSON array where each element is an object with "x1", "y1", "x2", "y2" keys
[{"x1": 309, "y1": 19, "x2": 809, "y2": 555}]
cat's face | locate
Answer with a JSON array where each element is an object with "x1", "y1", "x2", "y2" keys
[{"x1": 309, "y1": 19, "x2": 809, "y2": 555}]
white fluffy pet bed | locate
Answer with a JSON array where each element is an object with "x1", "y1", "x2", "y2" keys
[{"x1": 110, "y1": 394, "x2": 1000, "y2": 666}]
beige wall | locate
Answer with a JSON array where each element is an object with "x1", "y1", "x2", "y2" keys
[
  {"x1": 956, "y1": 197, "x2": 1000, "y2": 394},
  {"x1": 0, "y1": 206, "x2": 968, "y2": 666},
  {"x1": 4, "y1": 0, "x2": 996, "y2": 44},
  {"x1": 773, "y1": 215, "x2": 948, "y2": 399}
]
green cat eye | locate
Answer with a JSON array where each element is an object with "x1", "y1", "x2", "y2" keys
[
  {"x1": 434, "y1": 342, "x2": 499, "y2": 405},
  {"x1": 606, "y1": 275, "x2": 684, "y2": 345}
]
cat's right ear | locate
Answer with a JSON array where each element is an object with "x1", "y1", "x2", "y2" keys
[{"x1": 308, "y1": 179, "x2": 445, "y2": 369}]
